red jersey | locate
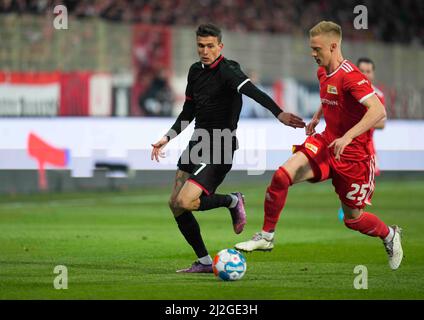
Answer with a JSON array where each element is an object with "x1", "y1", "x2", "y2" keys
[
  {"x1": 317, "y1": 60, "x2": 376, "y2": 161},
  {"x1": 369, "y1": 85, "x2": 385, "y2": 155}
]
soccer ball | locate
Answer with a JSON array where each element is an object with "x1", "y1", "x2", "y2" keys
[{"x1": 212, "y1": 249, "x2": 247, "y2": 281}]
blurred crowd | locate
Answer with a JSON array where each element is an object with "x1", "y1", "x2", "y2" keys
[{"x1": 1, "y1": 0, "x2": 423, "y2": 45}]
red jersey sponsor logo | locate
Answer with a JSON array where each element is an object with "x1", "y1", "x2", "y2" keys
[
  {"x1": 305, "y1": 142, "x2": 319, "y2": 154},
  {"x1": 321, "y1": 98, "x2": 338, "y2": 106}
]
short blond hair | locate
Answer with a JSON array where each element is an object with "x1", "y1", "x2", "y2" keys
[{"x1": 309, "y1": 21, "x2": 342, "y2": 40}]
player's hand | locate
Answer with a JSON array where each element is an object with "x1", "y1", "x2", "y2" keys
[
  {"x1": 305, "y1": 117, "x2": 320, "y2": 136},
  {"x1": 328, "y1": 135, "x2": 353, "y2": 160},
  {"x1": 278, "y1": 112, "x2": 306, "y2": 129},
  {"x1": 151, "y1": 136, "x2": 169, "y2": 162}
]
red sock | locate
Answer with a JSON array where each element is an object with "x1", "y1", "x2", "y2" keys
[
  {"x1": 344, "y1": 212, "x2": 389, "y2": 239},
  {"x1": 262, "y1": 166, "x2": 292, "y2": 232}
]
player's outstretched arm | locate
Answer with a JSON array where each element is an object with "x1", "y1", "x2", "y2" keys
[
  {"x1": 239, "y1": 81, "x2": 305, "y2": 128},
  {"x1": 151, "y1": 99, "x2": 195, "y2": 162},
  {"x1": 329, "y1": 94, "x2": 386, "y2": 160},
  {"x1": 305, "y1": 105, "x2": 323, "y2": 136},
  {"x1": 277, "y1": 112, "x2": 306, "y2": 129}
]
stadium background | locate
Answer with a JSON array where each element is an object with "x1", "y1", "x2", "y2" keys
[{"x1": 0, "y1": 0, "x2": 423, "y2": 300}]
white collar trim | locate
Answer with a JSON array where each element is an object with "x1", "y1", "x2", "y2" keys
[{"x1": 326, "y1": 59, "x2": 348, "y2": 77}]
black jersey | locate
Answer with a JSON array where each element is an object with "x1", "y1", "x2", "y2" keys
[
  {"x1": 169, "y1": 55, "x2": 250, "y2": 135},
  {"x1": 167, "y1": 55, "x2": 283, "y2": 142},
  {"x1": 185, "y1": 55, "x2": 249, "y2": 131}
]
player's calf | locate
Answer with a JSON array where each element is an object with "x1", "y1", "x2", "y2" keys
[
  {"x1": 198, "y1": 192, "x2": 247, "y2": 234},
  {"x1": 197, "y1": 194, "x2": 234, "y2": 211},
  {"x1": 343, "y1": 211, "x2": 390, "y2": 239},
  {"x1": 262, "y1": 153, "x2": 314, "y2": 234},
  {"x1": 343, "y1": 209, "x2": 404, "y2": 270},
  {"x1": 262, "y1": 166, "x2": 292, "y2": 233}
]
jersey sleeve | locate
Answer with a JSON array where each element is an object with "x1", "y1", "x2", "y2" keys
[
  {"x1": 379, "y1": 94, "x2": 385, "y2": 106},
  {"x1": 374, "y1": 87, "x2": 385, "y2": 106},
  {"x1": 343, "y1": 70, "x2": 375, "y2": 104},
  {"x1": 222, "y1": 61, "x2": 250, "y2": 93},
  {"x1": 239, "y1": 81, "x2": 283, "y2": 118}
]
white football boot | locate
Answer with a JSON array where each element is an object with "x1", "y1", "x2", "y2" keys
[
  {"x1": 383, "y1": 225, "x2": 403, "y2": 270},
  {"x1": 235, "y1": 232, "x2": 274, "y2": 252}
]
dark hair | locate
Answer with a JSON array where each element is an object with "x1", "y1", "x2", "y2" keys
[
  {"x1": 357, "y1": 57, "x2": 375, "y2": 70},
  {"x1": 196, "y1": 23, "x2": 222, "y2": 42}
]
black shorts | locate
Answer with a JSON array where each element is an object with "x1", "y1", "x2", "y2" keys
[{"x1": 177, "y1": 139, "x2": 236, "y2": 195}]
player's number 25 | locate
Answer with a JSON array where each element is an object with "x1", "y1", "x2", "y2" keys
[{"x1": 346, "y1": 183, "x2": 369, "y2": 203}]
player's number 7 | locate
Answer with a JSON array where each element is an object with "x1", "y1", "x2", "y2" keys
[{"x1": 194, "y1": 162, "x2": 207, "y2": 176}]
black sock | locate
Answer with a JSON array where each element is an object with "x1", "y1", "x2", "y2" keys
[
  {"x1": 198, "y1": 194, "x2": 233, "y2": 211},
  {"x1": 175, "y1": 211, "x2": 208, "y2": 259}
]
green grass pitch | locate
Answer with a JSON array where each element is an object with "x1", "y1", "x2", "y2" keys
[{"x1": 0, "y1": 176, "x2": 423, "y2": 299}]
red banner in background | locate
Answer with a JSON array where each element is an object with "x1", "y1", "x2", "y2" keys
[
  {"x1": 0, "y1": 72, "x2": 61, "y2": 84},
  {"x1": 0, "y1": 71, "x2": 111, "y2": 116},
  {"x1": 59, "y1": 72, "x2": 90, "y2": 116},
  {"x1": 131, "y1": 24, "x2": 173, "y2": 116},
  {"x1": 0, "y1": 72, "x2": 60, "y2": 116}
]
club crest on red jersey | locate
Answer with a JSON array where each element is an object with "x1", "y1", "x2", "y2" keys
[{"x1": 327, "y1": 85, "x2": 338, "y2": 95}]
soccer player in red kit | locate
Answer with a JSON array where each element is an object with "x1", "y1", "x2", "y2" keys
[
  {"x1": 235, "y1": 21, "x2": 403, "y2": 270},
  {"x1": 357, "y1": 57, "x2": 386, "y2": 176}
]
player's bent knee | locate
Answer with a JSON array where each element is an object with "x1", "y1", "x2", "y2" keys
[
  {"x1": 343, "y1": 212, "x2": 362, "y2": 221},
  {"x1": 270, "y1": 167, "x2": 292, "y2": 190},
  {"x1": 341, "y1": 203, "x2": 362, "y2": 220},
  {"x1": 175, "y1": 195, "x2": 191, "y2": 211},
  {"x1": 168, "y1": 199, "x2": 184, "y2": 217}
]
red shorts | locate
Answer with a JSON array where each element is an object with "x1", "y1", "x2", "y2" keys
[{"x1": 293, "y1": 134, "x2": 376, "y2": 209}]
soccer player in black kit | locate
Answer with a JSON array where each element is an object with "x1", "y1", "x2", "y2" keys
[{"x1": 151, "y1": 24, "x2": 305, "y2": 273}]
